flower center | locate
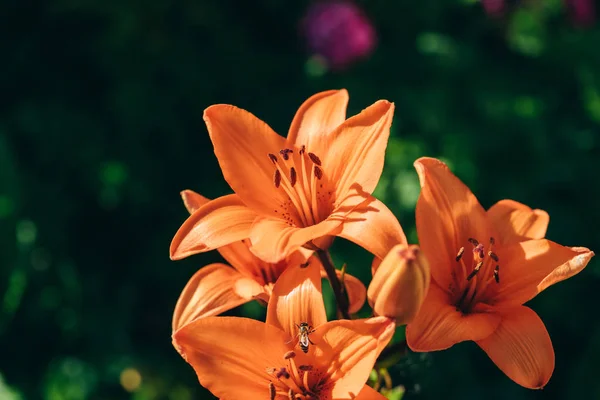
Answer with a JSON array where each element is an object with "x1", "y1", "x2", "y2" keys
[
  {"x1": 268, "y1": 146, "x2": 333, "y2": 227},
  {"x1": 267, "y1": 351, "x2": 330, "y2": 400},
  {"x1": 453, "y1": 237, "x2": 501, "y2": 313}
]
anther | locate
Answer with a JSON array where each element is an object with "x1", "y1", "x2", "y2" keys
[
  {"x1": 298, "y1": 365, "x2": 313, "y2": 371},
  {"x1": 466, "y1": 261, "x2": 483, "y2": 281},
  {"x1": 314, "y1": 166, "x2": 323, "y2": 180},
  {"x1": 299, "y1": 145, "x2": 306, "y2": 155},
  {"x1": 490, "y1": 237, "x2": 495, "y2": 245},
  {"x1": 284, "y1": 351, "x2": 296, "y2": 360},
  {"x1": 269, "y1": 382, "x2": 276, "y2": 400},
  {"x1": 290, "y1": 167, "x2": 297, "y2": 186},
  {"x1": 455, "y1": 247, "x2": 465, "y2": 262},
  {"x1": 468, "y1": 238, "x2": 479, "y2": 246},
  {"x1": 300, "y1": 261, "x2": 310, "y2": 268},
  {"x1": 308, "y1": 152, "x2": 322, "y2": 166},
  {"x1": 494, "y1": 265, "x2": 500, "y2": 283},
  {"x1": 268, "y1": 153, "x2": 278, "y2": 164},
  {"x1": 288, "y1": 389, "x2": 295, "y2": 400},
  {"x1": 488, "y1": 251, "x2": 499, "y2": 262},
  {"x1": 274, "y1": 170, "x2": 282, "y2": 188}
]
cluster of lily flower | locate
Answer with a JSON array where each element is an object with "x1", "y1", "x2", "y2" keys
[{"x1": 168, "y1": 90, "x2": 594, "y2": 399}]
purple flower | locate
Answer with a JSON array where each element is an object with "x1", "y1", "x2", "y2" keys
[
  {"x1": 565, "y1": 0, "x2": 595, "y2": 27},
  {"x1": 302, "y1": 1, "x2": 377, "y2": 70},
  {"x1": 482, "y1": 0, "x2": 505, "y2": 16}
]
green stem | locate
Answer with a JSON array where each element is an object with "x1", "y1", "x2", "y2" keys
[{"x1": 316, "y1": 249, "x2": 351, "y2": 320}]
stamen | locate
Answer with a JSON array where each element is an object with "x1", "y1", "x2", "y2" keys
[
  {"x1": 300, "y1": 261, "x2": 310, "y2": 268},
  {"x1": 468, "y1": 238, "x2": 479, "y2": 246},
  {"x1": 284, "y1": 351, "x2": 296, "y2": 360},
  {"x1": 308, "y1": 152, "x2": 322, "y2": 166},
  {"x1": 466, "y1": 261, "x2": 483, "y2": 281},
  {"x1": 274, "y1": 170, "x2": 282, "y2": 188},
  {"x1": 299, "y1": 145, "x2": 306, "y2": 155},
  {"x1": 288, "y1": 389, "x2": 295, "y2": 400},
  {"x1": 298, "y1": 365, "x2": 313, "y2": 371},
  {"x1": 488, "y1": 251, "x2": 499, "y2": 262},
  {"x1": 314, "y1": 166, "x2": 323, "y2": 180},
  {"x1": 268, "y1": 153, "x2": 278, "y2": 164},
  {"x1": 290, "y1": 167, "x2": 297, "y2": 187},
  {"x1": 455, "y1": 247, "x2": 465, "y2": 262},
  {"x1": 490, "y1": 237, "x2": 495, "y2": 245},
  {"x1": 494, "y1": 265, "x2": 500, "y2": 283},
  {"x1": 269, "y1": 382, "x2": 276, "y2": 400}
]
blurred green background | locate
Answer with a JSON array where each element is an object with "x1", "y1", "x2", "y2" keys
[{"x1": 1, "y1": 0, "x2": 599, "y2": 398}]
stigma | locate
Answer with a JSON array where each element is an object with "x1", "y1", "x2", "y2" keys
[
  {"x1": 454, "y1": 236, "x2": 501, "y2": 312},
  {"x1": 267, "y1": 145, "x2": 332, "y2": 228}
]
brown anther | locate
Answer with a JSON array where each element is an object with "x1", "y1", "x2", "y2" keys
[
  {"x1": 488, "y1": 251, "x2": 499, "y2": 262},
  {"x1": 274, "y1": 170, "x2": 282, "y2": 188},
  {"x1": 284, "y1": 351, "x2": 296, "y2": 360},
  {"x1": 494, "y1": 265, "x2": 500, "y2": 283},
  {"x1": 268, "y1": 153, "x2": 278, "y2": 164},
  {"x1": 288, "y1": 389, "x2": 295, "y2": 400},
  {"x1": 298, "y1": 365, "x2": 313, "y2": 371},
  {"x1": 455, "y1": 247, "x2": 465, "y2": 262},
  {"x1": 490, "y1": 237, "x2": 495, "y2": 245},
  {"x1": 299, "y1": 145, "x2": 306, "y2": 155},
  {"x1": 269, "y1": 382, "x2": 276, "y2": 400},
  {"x1": 308, "y1": 152, "x2": 322, "y2": 166},
  {"x1": 314, "y1": 166, "x2": 323, "y2": 180},
  {"x1": 466, "y1": 261, "x2": 483, "y2": 281},
  {"x1": 290, "y1": 167, "x2": 297, "y2": 186},
  {"x1": 468, "y1": 238, "x2": 479, "y2": 246},
  {"x1": 300, "y1": 261, "x2": 310, "y2": 268}
]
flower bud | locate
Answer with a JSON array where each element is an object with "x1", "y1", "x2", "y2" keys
[{"x1": 367, "y1": 244, "x2": 430, "y2": 325}]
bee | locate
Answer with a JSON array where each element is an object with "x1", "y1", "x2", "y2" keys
[{"x1": 295, "y1": 322, "x2": 316, "y2": 353}]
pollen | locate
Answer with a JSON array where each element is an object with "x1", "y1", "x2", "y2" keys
[
  {"x1": 314, "y1": 166, "x2": 323, "y2": 180},
  {"x1": 290, "y1": 167, "x2": 297, "y2": 187},
  {"x1": 269, "y1": 382, "x2": 276, "y2": 400},
  {"x1": 308, "y1": 152, "x2": 322, "y2": 166},
  {"x1": 284, "y1": 351, "x2": 296, "y2": 360},
  {"x1": 274, "y1": 170, "x2": 282, "y2": 188}
]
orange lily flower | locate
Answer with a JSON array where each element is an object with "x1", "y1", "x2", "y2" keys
[
  {"x1": 170, "y1": 89, "x2": 406, "y2": 263},
  {"x1": 172, "y1": 190, "x2": 367, "y2": 332},
  {"x1": 406, "y1": 157, "x2": 594, "y2": 389},
  {"x1": 173, "y1": 252, "x2": 395, "y2": 399}
]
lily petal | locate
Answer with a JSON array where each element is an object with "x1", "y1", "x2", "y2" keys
[
  {"x1": 172, "y1": 264, "x2": 264, "y2": 332},
  {"x1": 336, "y1": 194, "x2": 407, "y2": 260},
  {"x1": 173, "y1": 316, "x2": 290, "y2": 399},
  {"x1": 537, "y1": 246, "x2": 595, "y2": 294},
  {"x1": 406, "y1": 283, "x2": 501, "y2": 352},
  {"x1": 287, "y1": 89, "x2": 349, "y2": 152},
  {"x1": 492, "y1": 240, "x2": 593, "y2": 306},
  {"x1": 326, "y1": 269, "x2": 367, "y2": 314},
  {"x1": 487, "y1": 199, "x2": 549, "y2": 244},
  {"x1": 180, "y1": 189, "x2": 210, "y2": 214},
  {"x1": 204, "y1": 104, "x2": 288, "y2": 217},
  {"x1": 414, "y1": 157, "x2": 491, "y2": 294},
  {"x1": 476, "y1": 306, "x2": 554, "y2": 389},
  {"x1": 170, "y1": 194, "x2": 258, "y2": 260},
  {"x1": 266, "y1": 256, "x2": 327, "y2": 339},
  {"x1": 311, "y1": 317, "x2": 395, "y2": 399},
  {"x1": 323, "y1": 101, "x2": 395, "y2": 199},
  {"x1": 354, "y1": 385, "x2": 388, "y2": 400},
  {"x1": 249, "y1": 217, "x2": 342, "y2": 263}
]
